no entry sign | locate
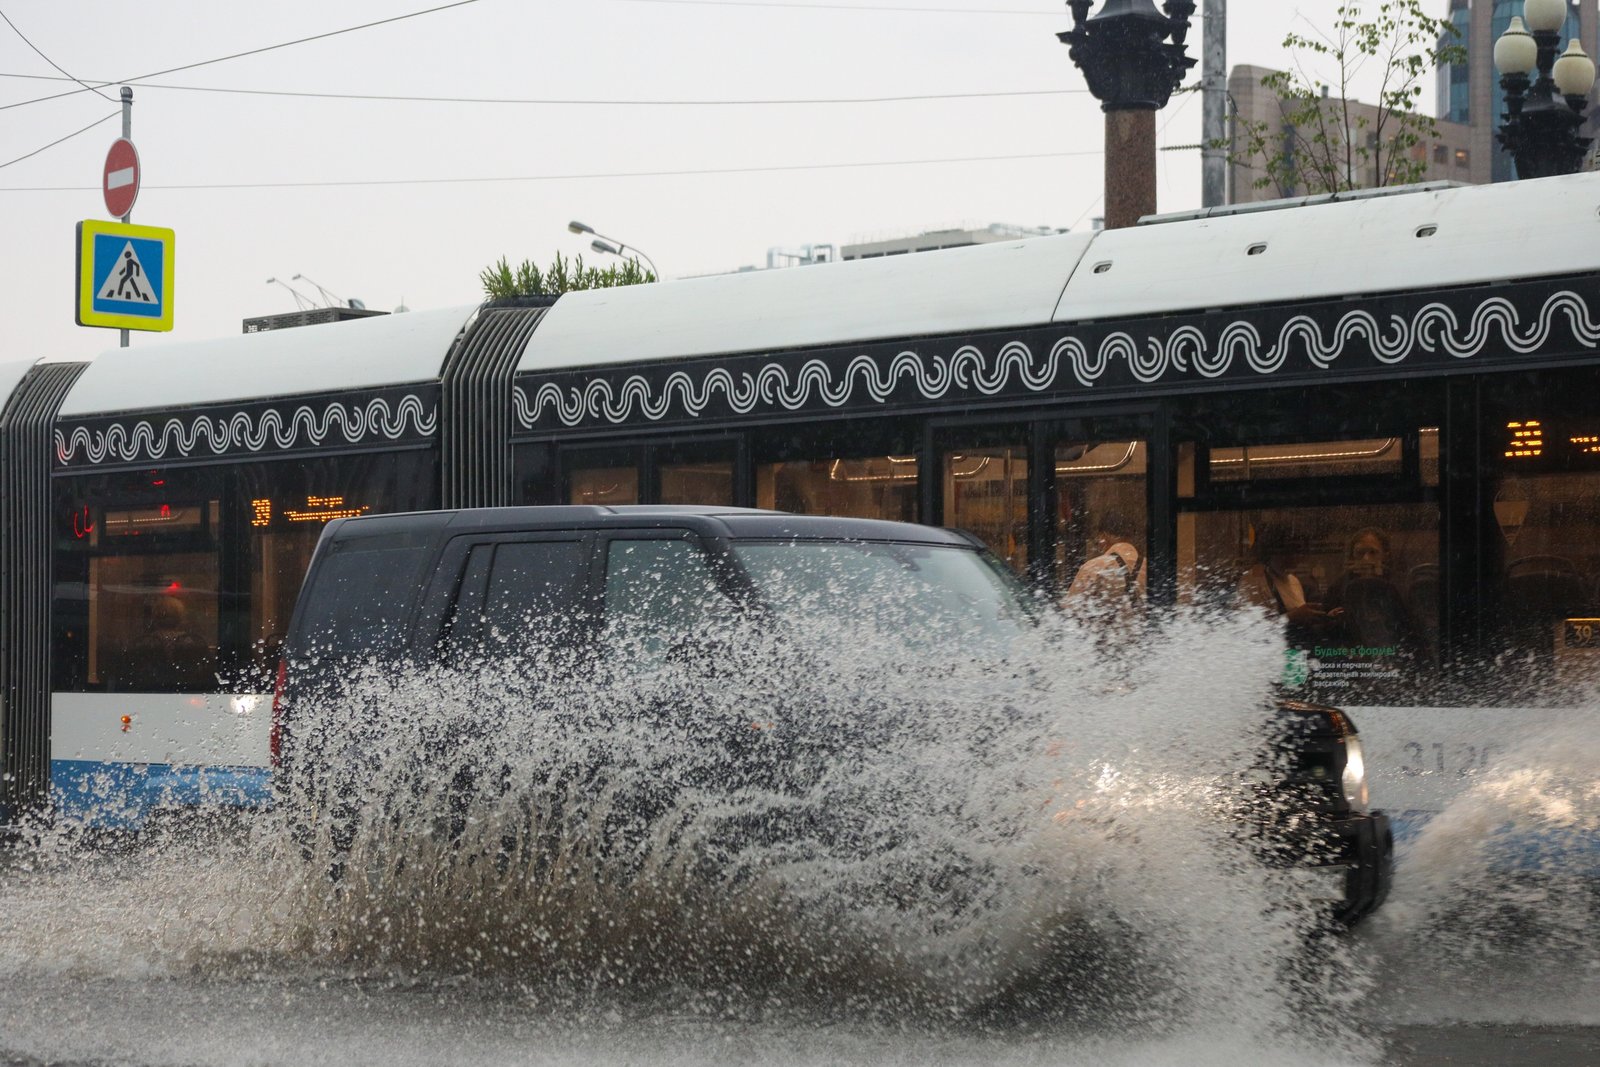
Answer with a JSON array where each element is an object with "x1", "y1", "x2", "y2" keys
[{"x1": 103, "y1": 138, "x2": 140, "y2": 219}]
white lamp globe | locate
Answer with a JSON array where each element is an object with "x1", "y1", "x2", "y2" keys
[
  {"x1": 1523, "y1": 0, "x2": 1568, "y2": 34},
  {"x1": 1554, "y1": 40, "x2": 1597, "y2": 96},
  {"x1": 1495, "y1": 16, "x2": 1538, "y2": 75}
]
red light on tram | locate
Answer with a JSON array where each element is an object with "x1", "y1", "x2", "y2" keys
[{"x1": 166, "y1": 581, "x2": 181, "y2": 593}]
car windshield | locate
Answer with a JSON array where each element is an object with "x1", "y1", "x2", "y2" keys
[{"x1": 729, "y1": 539, "x2": 1033, "y2": 648}]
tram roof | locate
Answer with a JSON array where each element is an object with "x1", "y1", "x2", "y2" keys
[
  {"x1": 0, "y1": 359, "x2": 38, "y2": 409},
  {"x1": 517, "y1": 171, "x2": 1600, "y2": 374},
  {"x1": 516, "y1": 233, "x2": 1098, "y2": 375},
  {"x1": 1061, "y1": 171, "x2": 1600, "y2": 322},
  {"x1": 57, "y1": 304, "x2": 478, "y2": 417}
]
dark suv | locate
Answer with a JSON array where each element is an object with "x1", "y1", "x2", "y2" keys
[{"x1": 272, "y1": 505, "x2": 1392, "y2": 924}]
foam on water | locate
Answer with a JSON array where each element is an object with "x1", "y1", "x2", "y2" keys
[{"x1": 0, "y1": 604, "x2": 1401, "y2": 1064}]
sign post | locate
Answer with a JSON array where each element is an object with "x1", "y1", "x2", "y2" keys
[{"x1": 113, "y1": 88, "x2": 133, "y2": 346}]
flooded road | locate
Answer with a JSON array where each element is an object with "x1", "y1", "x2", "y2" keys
[{"x1": 2, "y1": 611, "x2": 1595, "y2": 1066}]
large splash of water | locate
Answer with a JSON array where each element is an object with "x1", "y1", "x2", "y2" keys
[{"x1": 0, "y1": 605, "x2": 1388, "y2": 1062}]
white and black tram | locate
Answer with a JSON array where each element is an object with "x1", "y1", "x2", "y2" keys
[{"x1": 7, "y1": 171, "x2": 1600, "y2": 835}]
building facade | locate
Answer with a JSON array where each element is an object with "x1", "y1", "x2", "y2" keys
[
  {"x1": 1437, "y1": 0, "x2": 1597, "y2": 183},
  {"x1": 1227, "y1": 1, "x2": 1599, "y2": 204},
  {"x1": 1227, "y1": 64, "x2": 1483, "y2": 204}
]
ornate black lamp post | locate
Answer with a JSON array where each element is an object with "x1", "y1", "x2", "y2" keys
[
  {"x1": 1059, "y1": 0, "x2": 1197, "y2": 228},
  {"x1": 1494, "y1": 0, "x2": 1596, "y2": 180}
]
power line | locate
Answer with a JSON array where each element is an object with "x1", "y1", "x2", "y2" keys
[
  {"x1": 0, "y1": 71, "x2": 1085, "y2": 106},
  {"x1": 619, "y1": 0, "x2": 1208, "y2": 13},
  {"x1": 0, "y1": 6, "x2": 112, "y2": 101},
  {"x1": 0, "y1": 148, "x2": 1103, "y2": 192},
  {"x1": 618, "y1": 0, "x2": 1061, "y2": 12},
  {"x1": 0, "y1": 0, "x2": 484, "y2": 113},
  {"x1": 0, "y1": 109, "x2": 117, "y2": 170}
]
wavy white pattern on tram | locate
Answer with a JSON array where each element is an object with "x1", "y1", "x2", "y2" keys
[
  {"x1": 55, "y1": 395, "x2": 437, "y2": 465},
  {"x1": 510, "y1": 289, "x2": 1600, "y2": 429}
]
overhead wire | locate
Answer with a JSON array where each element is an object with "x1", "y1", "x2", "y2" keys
[
  {"x1": 0, "y1": 72, "x2": 1087, "y2": 106},
  {"x1": 0, "y1": 148, "x2": 1104, "y2": 192},
  {"x1": 0, "y1": 107, "x2": 116, "y2": 168},
  {"x1": 0, "y1": 0, "x2": 485, "y2": 112},
  {"x1": 0, "y1": 6, "x2": 112, "y2": 101},
  {"x1": 617, "y1": 0, "x2": 1061, "y2": 13}
]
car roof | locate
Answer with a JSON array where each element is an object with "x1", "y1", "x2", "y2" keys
[{"x1": 325, "y1": 505, "x2": 980, "y2": 547}]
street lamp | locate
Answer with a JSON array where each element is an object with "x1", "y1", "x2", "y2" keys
[
  {"x1": 265, "y1": 277, "x2": 314, "y2": 311},
  {"x1": 567, "y1": 220, "x2": 660, "y2": 279},
  {"x1": 1059, "y1": 0, "x2": 1195, "y2": 111},
  {"x1": 1058, "y1": 1, "x2": 1197, "y2": 229},
  {"x1": 1494, "y1": 3, "x2": 1596, "y2": 179}
]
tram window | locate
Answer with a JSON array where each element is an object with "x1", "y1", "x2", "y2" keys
[
  {"x1": 57, "y1": 484, "x2": 224, "y2": 694},
  {"x1": 1485, "y1": 413, "x2": 1600, "y2": 699},
  {"x1": 660, "y1": 460, "x2": 734, "y2": 506},
  {"x1": 571, "y1": 466, "x2": 639, "y2": 506},
  {"x1": 1054, "y1": 440, "x2": 1148, "y2": 594},
  {"x1": 241, "y1": 452, "x2": 438, "y2": 690},
  {"x1": 1420, "y1": 427, "x2": 1440, "y2": 487},
  {"x1": 756, "y1": 457, "x2": 918, "y2": 522},
  {"x1": 1180, "y1": 503, "x2": 1440, "y2": 704},
  {"x1": 89, "y1": 549, "x2": 221, "y2": 693},
  {"x1": 1210, "y1": 437, "x2": 1402, "y2": 482},
  {"x1": 944, "y1": 447, "x2": 1028, "y2": 573}
]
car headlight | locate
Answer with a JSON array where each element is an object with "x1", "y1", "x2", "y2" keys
[{"x1": 1341, "y1": 734, "x2": 1369, "y2": 812}]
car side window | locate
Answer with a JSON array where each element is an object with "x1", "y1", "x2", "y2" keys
[
  {"x1": 603, "y1": 537, "x2": 729, "y2": 664},
  {"x1": 447, "y1": 538, "x2": 590, "y2": 663}
]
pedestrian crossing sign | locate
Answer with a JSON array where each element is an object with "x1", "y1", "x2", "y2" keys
[{"x1": 76, "y1": 219, "x2": 175, "y2": 331}]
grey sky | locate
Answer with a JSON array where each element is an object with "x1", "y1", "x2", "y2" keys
[{"x1": 1, "y1": 1, "x2": 1406, "y2": 362}]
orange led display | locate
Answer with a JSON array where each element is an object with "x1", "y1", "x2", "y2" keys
[{"x1": 1505, "y1": 420, "x2": 1544, "y2": 459}]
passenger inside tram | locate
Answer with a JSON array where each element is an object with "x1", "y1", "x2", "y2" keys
[
  {"x1": 1235, "y1": 523, "x2": 1335, "y2": 631},
  {"x1": 1322, "y1": 527, "x2": 1421, "y2": 653},
  {"x1": 1063, "y1": 510, "x2": 1146, "y2": 638}
]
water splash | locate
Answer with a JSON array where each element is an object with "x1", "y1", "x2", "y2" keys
[
  {"x1": 1367, "y1": 715, "x2": 1600, "y2": 1024},
  {"x1": 0, "y1": 606, "x2": 1375, "y2": 1062}
]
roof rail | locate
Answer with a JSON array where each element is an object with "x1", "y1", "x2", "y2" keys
[{"x1": 1137, "y1": 181, "x2": 1472, "y2": 226}]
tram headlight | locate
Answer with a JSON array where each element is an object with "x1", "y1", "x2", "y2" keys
[{"x1": 1341, "y1": 734, "x2": 1369, "y2": 812}]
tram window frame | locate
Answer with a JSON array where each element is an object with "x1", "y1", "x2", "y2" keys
[
  {"x1": 750, "y1": 418, "x2": 922, "y2": 523},
  {"x1": 53, "y1": 466, "x2": 227, "y2": 695},
  {"x1": 558, "y1": 437, "x2": 743, "y2": 509},
  {"x1": 51, "y1": 448, "x2": 439, "y2": 695},
  {"x1": 1176, "y1": 417, "x2": 1444, "y2": 704}
]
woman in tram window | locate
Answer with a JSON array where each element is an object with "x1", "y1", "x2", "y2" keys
[{"x1": 1322, "y1": 527, "x2": 1420, "y2": 651}]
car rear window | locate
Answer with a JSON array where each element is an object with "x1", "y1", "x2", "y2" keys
[{"x1": 294, "y1": 530, "x2": 435, "y2": 659}]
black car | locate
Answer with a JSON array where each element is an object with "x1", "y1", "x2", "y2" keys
[{"x1": 271, "y1": 505, "x2": 1392, "y2": 925}]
